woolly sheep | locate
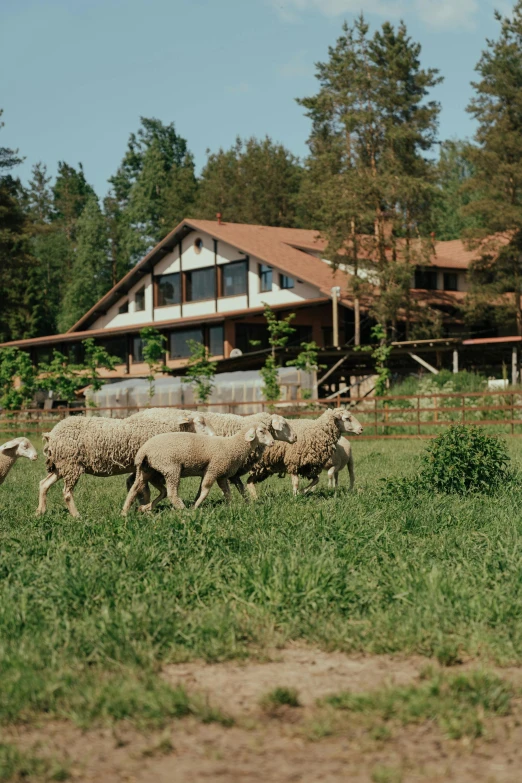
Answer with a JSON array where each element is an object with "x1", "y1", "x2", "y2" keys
[
  {"x1": 122, "y1": 424, "x2": 274, "y2": 514},
  {"x1": 247, "y1": 408, "x2": 363, "y2": 497},
  {"x1": 134, "y1": 409, "x2": 297, "y2": 498},
  {"x1": 0, "y1": 437, "x2": 38, "y2": 485},
  {"x1": 36, "y1": 411, "x2": 214, "y2": 517}
]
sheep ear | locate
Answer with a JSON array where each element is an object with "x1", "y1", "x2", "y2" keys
[
  {"x1": 271, "y1": 415, "x2": 284, "y2": 431},
  {"x1": 0, "y1": 439, "x2": 20, "y2": 453},
  {"x1": 244, "y1": 428, "x2": 256, "y2": 442}
]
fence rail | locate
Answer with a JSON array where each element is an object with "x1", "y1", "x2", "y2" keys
[{"x1": 3, "y1": 389, "x2": 522, "y2": 438}]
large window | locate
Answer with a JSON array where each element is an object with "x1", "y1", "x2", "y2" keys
[
  {"x1": 280, "y1": 274, "x2": 294, "y2": 290},
  {"x1": 209, "y1": 324, "x2": 224, "y2": 356},
  {"x1": 222, "y1": 261, "x2": 247, "y2": 297},
  {"x1": 414, "y1": 269, "x2": 438, "y2": 290},
  {"x1": 155, "y1": 273, "x2": 181, "y2": 306},
  {"x1": 170, "y1": 327, "x2": 204, "y2": 358},
  {"x1": 443, "y1": 272, "x2": 459, "y2": 291},
  {"x1": 186, "y1": 268, "x2": 215, "y2": 302},
  {"x1": 259, "y1": 264, "x2": 273, "y2": 293},
  {"x1": 135, "y1": 286, "x2": 146, "y2": 311}
]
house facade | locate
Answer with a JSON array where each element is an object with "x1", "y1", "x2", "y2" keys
[{"x1": 0, "y1": 219, "x2": 480, "y2": 379}]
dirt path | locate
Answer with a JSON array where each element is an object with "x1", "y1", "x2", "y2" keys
[{"x1": 6, "y1": 646, "x2": 522, "y2": 782}]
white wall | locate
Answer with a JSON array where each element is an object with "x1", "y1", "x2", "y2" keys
[{"x1": 90, "y1": 273, "x2": 153, "y2": 330}]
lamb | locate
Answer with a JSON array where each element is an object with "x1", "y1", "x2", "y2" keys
[
  {"x1": 122, "y1": 424, "x2": 274, "y2": 514},
  {"x1": 247, "y1": 408, "x2": 363, "y2": 497},
  {"x1": 324, "y1": 438, "x2": 355, "y2": 490},
  {"x1": 36, "y1": 411, "x2": 214, "y2": 517},
  {"x1": 0, "y1": 437, "x2": 38, "y2": 484},
  {"x1": 133, "y1": 409, "x2": 296, "y2": 498}
]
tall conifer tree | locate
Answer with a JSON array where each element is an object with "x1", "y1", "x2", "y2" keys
[{"x1": 298, "y1": 16, "x2": 442, "y2": 341}]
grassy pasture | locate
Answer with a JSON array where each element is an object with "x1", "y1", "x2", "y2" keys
[{"x1": 1, "y1": 436, "x2": 522, "y2": 737}]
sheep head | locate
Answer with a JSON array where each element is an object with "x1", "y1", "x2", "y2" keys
[
  {"x1": 0, "y1": 437, "x2": 38, "y2": 461},
  {"x1": 270, "y1": 414, "x2": 297, "y2": 443},
  {"x1": 332, "y1": 409, "x2": 364, "y2": 435},
  {"x1": 245, "y1": 425, "x2": 274, "y2": 449}
]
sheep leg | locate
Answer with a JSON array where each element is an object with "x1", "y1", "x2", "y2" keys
[
  {"x1": 193, "y1": 473, "x2": 214, "y2": 509},
  {"x1": 348, "y1": 452, "x2": 355, "y2": 491},
  {"x1": 230, "y1": 474, "x2": 249, "y2": 500},
  {"x1": 291, "y1": 474, "x2": 300, "y2": 497},
  {"x1": 302, "y1": 476, "x2": 320, "y2": 495},
  {"x1": 126, "y1": 472, "x2": 151, "y2": 507},
  {"x1": 245, "y1": 477, "x2": 258, "y2": 500},
  {"x1": 147, "y1": 473, "x2": 167, "y2": 511},
  {"x1": 327, "y1": 466, "x2": 338, "y2": 489},
  {"x1": 36, "y1": 470, "x2": 60, "y2": 516},
  {"x1": 63, "y1": 474, "x2": 81, "y2": 518},
  {"x1": 164, "y1": 466, "x2": 185, "y2": 510},
  {"x1": 122, "y1": 468, "x2": 149, "y2": 515},
  {"x1": 217, "y1": 477, "x2": 232, "y2": 502}
]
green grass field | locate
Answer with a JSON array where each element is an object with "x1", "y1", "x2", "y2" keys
[{"x1": 1, "y1": 436, "x2": 522, "y2": 736}]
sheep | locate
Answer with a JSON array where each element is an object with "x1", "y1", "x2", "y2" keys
[
  {"x1": 132, "y1": 409, "x2": 297, "y2": 499},
  {"x1": 0, "y1": 437, "x2": 38, "y2": 484},
  {"x1": 122, "y1": 424, "x2": 274, "y2": 514},
  {"x1": 325, "y1": 438, "x2": 355, "y2": 490},
  {"x1": 247, "y1": 408, "x2": 363, "y2": 497},
  {"x1": 36, "y1": 411, "x2": 214, "y2": 517}
]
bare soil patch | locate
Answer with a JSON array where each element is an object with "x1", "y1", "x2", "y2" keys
[{"x1": 5, "y1": 647, "x2": 522, "y2": 782}]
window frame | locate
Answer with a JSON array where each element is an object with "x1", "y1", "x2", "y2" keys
[
  {"x1": 118, "y1": 300, "x2": 129, "y2": 314},
  {"x1": 279, "y1": 273, "x2": 295, "y2": 290},
  {"x1": 154, "y1": 272, "x2": 182, "y2": 307},
  {"x1": 414, "y1": 268, "x2": 439, "y2": 291},
  {"x1": 220, "y1": 260, "x2": 248, "y2": 298},
  {"x1": 134, "y1": 286, "x2": 146, "y2": 312},
  {"x1": 443, "y1": 272, "x2": 459, "y2": 292},
  {"x1": 259, "y1": 264, "x2": 273, "y2": 293},
  {"x1": 185, "y1": 267, "x2": 216, "y2": 303}
]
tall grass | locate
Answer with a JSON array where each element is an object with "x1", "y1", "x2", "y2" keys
[{"x1": 1, "y1": 439, "x2": 522, "y2": 726}]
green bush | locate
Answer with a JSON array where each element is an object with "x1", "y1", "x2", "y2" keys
[{"x1": 421, "y1": 425, "x2": 511, "y2": 495}]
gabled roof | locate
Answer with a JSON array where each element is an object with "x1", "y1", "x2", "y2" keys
[{"x1": 68, "y1": 219, "x2": 346, "y2": 333}]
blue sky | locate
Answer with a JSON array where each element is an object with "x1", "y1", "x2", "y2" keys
[{"x1": 0, "y1": 0, "x2": 510, "y2": 198}]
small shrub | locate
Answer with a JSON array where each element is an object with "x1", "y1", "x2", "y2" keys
[
  {"x1": 260, "y1": 686, "x2": 301, "y2": 710},
  {"x1": 421, "y1": 425, "x2": 511, "y2": 495}
]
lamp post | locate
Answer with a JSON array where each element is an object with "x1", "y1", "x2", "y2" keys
[{"x1": 331, "y1": 286, "x2": 341, "y2": 348}]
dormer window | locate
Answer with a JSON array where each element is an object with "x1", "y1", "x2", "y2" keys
[
  {"x1": 135, "y1": 286, "x2": 145, "y2": 311},
  {"x1": 118, "y1": 300, "x2": 129, "y2": 314},
  {"x1": 280, "y1": 274, "x2": 294, "y2": 290}
]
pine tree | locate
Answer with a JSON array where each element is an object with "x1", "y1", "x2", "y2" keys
[
  {"x1": 462, "y1": 2, "x2": 522, "y2": 335},
  {"x1": 58, "y1": 195, "x2": 110, "y2": 331},
  {"x1": 53, "y1": 161, "x2": 95, "y2": 249},
  {"x1": 297, "y1": 16, "x2": 442, "y2": 342},
  {"x1": 196, "y1": 137, "x2": 302, "y2": 226},
  {"x1": 109, "y1": 117, "x2": 196, "y2": 265}
]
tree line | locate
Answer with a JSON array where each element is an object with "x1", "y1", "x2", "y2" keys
[{"x1": 2, "y1": 2, "x2": 522, "y2": 344}]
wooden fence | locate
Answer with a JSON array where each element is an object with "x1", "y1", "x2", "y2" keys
[{"x1": 3, "y1": 389, "x2": 522, "y2": 438}]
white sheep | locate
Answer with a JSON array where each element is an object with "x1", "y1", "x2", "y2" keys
[
  {"x1": 247, "y1": 409, "x2": 363, "y2": 497},
  {"x1": 133, "y1": 409, "x2": 296, "y2": 498},
  {"x1": 325, "y1": 438, "x2": 355, "y2": 490},
  {"x1": 122, "y1": 424, "x2": 274, "y2": 514},
  {"x1": 0, "y1": 437, "x2": 38, "y2": 484},
  {"x1": 36, "y1": 412, "x2": 214, "y2": 517}
]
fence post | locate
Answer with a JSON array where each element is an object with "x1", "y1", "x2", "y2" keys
[
  {"x1": 461, "y1": 395, "x2": 465, "y2": 425},
  {"x1": 417, "y1": 395, "x2": 421, "y2": 436},
  {"x1": 336, "y1": 393, "x2": 341, "y2": 408},
  {"x1": 374, "y1": 397, "x2": 378, "y2": 435},
  {"x1": 512, "y1": 392, "x2": 515, "y2": 436}
]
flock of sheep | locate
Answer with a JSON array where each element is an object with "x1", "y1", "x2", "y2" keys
[{"x1": 0, "y1": 407, "x2": 364, "y2": 516}]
